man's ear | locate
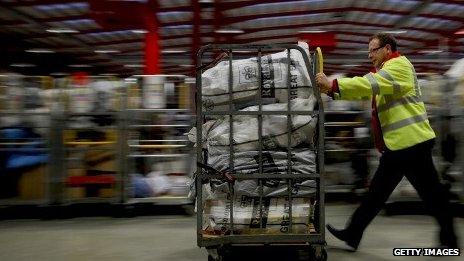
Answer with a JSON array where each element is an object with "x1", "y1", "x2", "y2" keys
[{"x1": 385, "y1": 44, "x2": 392, "y2": 53}]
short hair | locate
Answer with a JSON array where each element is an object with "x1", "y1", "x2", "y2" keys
[{"x1": 370, "y1": 33, "x2": 398, "y2": 52}]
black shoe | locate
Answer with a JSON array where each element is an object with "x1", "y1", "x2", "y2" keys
[
  {"x1": 440, "y1": 230, "x2": 458, "y2": 249},
  {"x1": 440, "y1": 237, "x2": 458, "y2": 249},
  {"x1": 326, "y1": 224, "x2": 361, "y2": 251}
]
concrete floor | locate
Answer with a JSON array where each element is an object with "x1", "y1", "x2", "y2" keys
[{"x1": 0, "y1": 204, "x2": 462, "y2": 261}]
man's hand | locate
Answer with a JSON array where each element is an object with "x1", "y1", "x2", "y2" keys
[{"x1": 316, "y1": 73, "x2": 331, "y2": 94}]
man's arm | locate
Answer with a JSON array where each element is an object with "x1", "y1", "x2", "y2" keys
[{"x1": 316, "y1": 60, "x2": 413, "y2": 100}]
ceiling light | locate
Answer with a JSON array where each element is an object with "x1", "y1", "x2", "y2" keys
[
  {"x1": 46, "y1": 28, "x2": 79, "y2": 33},
  {"x1": 124, "y1": 64, "x2": 145, "y2": 68},
  {"x1": 125, "y1": 77, "x2": 137, "y2": 82},
  {"x1": 419, "y1": 50, "x2": 443, "y2": 54},
  {"x1": 25, "y1": 48, "x2": 55, "y2": 53},
  {"x1": 94, "y1": 49, "x2": 120, "y2": 54},
  {"x1": 10, "y1": 63, "x2": 36, "y2": 67},
  {"x1": 416, "y1": 72, "x2": 434, "y2": 76},
  {"x1": 68, "y1": 64, "x2": 92, "y2": 68},
  {"x1": 215, "y1": 29, "x2": 244, "y2": 34},
  {"x1": 382, "y1": 30, "x2": 407, "y2": 34},
  {"x1": 455, "y1": 29, "x2": 464, "y2": 35},
  {"x1": 199, "y1": 0, "x2": 214, "y2": 3},
  {"x1": 185, "y1": 77, "x2": 196, "y2": 84},
  {"x1": 162, "y1": 49, "x2": 187, "y2": 54},
  {"x1": 298, "y1": 30, "x2": 328, "y2": 33},
  {"x1": 131, "y1": 29, "x2": 148, "y2": 34},
  {"x1": 233, "y1": 50, "x2": 255, "y2": 54}
]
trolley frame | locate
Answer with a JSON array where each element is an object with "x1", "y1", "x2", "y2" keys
[{"x1": 194, "y1": 43, "x2": 326, "y2": 259}]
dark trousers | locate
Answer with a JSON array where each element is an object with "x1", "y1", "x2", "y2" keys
[{"x1": 346, "y1": 140, "x2": 457, "y2": 246}]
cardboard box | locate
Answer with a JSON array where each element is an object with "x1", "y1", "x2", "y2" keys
[
  {"x1": 18, "y1": 165, "x2": 47, "y2": 200},
  {"x1": 99, "y1": 188, "x2": 116, "y2": 198}
]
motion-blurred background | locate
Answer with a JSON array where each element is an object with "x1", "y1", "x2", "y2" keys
[{"x1": 0, "y1": 1, "x2": 463, "y2": 260}]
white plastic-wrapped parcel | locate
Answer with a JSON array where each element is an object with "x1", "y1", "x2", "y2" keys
[
  {"x1": 202, "y1": 195, "x2": 316, "y2": 235},
  {"x1": 201, "y1": 42, "x2": 313, "y2": 111},
  {"x1": 208, "y1": 148, "x2": 316, "y2": 176},
  {"x1": 207, "y1": 148, "x2": 317, "y2": 197},
  {"x1": 188, "y1": 97, "x2": 317, "y2": 154}
]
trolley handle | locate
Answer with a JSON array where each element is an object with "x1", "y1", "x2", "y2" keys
[
  {"x1": 197, "y1": 52, "x2": 229, "y2": 71},
  {"x1": 316, "y1": 47, "x2": 324, "y2": 74}
]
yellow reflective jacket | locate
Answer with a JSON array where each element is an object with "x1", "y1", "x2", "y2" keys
[{"x1": 336, "y1": 55, "x2": 436, "y2": 151}]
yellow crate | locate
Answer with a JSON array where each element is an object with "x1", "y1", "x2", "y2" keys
[{"x1": 63, "y1": 129, "x2": 118, "y2": 144}]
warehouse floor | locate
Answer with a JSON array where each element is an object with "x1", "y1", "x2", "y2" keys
[{"x1": 0, "y1": 204, "x2": 462, "y2": 261}]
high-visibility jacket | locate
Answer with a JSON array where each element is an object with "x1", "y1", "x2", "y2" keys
[{"x1": 336, "y1": 55, "x2": 436, "y2": 151}]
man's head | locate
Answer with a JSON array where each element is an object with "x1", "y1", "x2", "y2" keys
[{"x1": 368, "y1": 33, "x2": 397, "y2": 68}]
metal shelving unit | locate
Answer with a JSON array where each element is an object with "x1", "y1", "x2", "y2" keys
[
  {"x1": 323, "y1": 105, "x2": 373, "y2": 194},
  {"x1": 0, "y1": 74, "x2": 195, "y2": 214},
  {"x1": 122, "y1": 75, "x2": 194, "y2": 209}
]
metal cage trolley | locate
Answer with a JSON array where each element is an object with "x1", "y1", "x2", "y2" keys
[
  {"x1": 194, "y1": 43, "x2": 326, "y2": 261},
  {"x1": 123, "y1": 75, "x2": 194, "y2": 210},
  {"x1": 57, "y1": 75, "x2": 125, "y2": 205},
  {"x1": 0, "y1": 75, "x2": 54, "y2": 206}
]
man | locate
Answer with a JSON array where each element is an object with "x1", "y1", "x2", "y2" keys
[{"x1": 316, "y1": 33, "x2": 458, "y2": 250}]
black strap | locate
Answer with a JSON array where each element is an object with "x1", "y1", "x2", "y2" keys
[{"x1": 197, "y1": 162, "x2": 235, "y2": 183}]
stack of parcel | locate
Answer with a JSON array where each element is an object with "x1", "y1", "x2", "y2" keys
[{"x1": 190, "y1": 43, "x2": 321, "y2": 236}]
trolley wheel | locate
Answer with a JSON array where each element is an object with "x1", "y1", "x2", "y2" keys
[
  {"x1": 182, "y1": 204, "x2": 195, "y2": 216},
  {"x1": 112, "y1": 204, "x2": 135, "y2": 218},
  {"x1": 309, "y1": 245, "x2": 327, "y2": 261},
  {"x1": 207, "y1": 254, "x2": 223, "y2": 261},
  {"x1": 206, "y1": 246, "x2": 229, "y2": 261}
]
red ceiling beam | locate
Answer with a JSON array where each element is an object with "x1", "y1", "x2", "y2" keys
[
  {"x1": 10, "y1": 1, "x2": 464, "y2": 34},
  {"x1": 26, "y1": 8, "x2": 463, "y2": 40},
  {"x1": 0, "y1": 20, "x2": 30, "y2": 26},
  {"x1": 240, "y1": 20, "x2": 435, "y2": 35},
  {"x1": 176, "y1": 26, "x2": 444, "y2": 45},
  {"x1": 35, "y1": 14, "x2": 89, "y2": 23},
  {"x1": 433, "y1": 0, "x2": 464, "y2": 4},
  {"x1": 30, "y1": 7, "x2": 464, "y2": 33},
  {"x1": 219, "y1": 7, "x2": 405, "y2": 25},
  {"x1": 119, "y1": 29, "x2": 424, "y2": 44},
  {"x1": 4, "y1": 0, "x2": 189, "y2": 12},
  {"x1": 219, "y1": 7, "x2": 464, "y2": 28},
  {"x1": 213, "y1": 0, "x2": 296, "y2": 11},
  {"x1": 84, "y1": 26, "x2": 439, "y2": 49},
  {"x1": 333, "y1": 31, "x2": 420, "y2": 43},
  {"x1": 31, "y1": 6, "x2": 464, "y2": 27}
]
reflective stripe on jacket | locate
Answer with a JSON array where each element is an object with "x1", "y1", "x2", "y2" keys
[{"x1": 336, "y1": 55, "x2": 436, "y2": 151}]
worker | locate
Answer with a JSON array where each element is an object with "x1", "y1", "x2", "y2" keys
[{"x1": 315, "y1": 33, "x2": 458, "y2": 250}]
